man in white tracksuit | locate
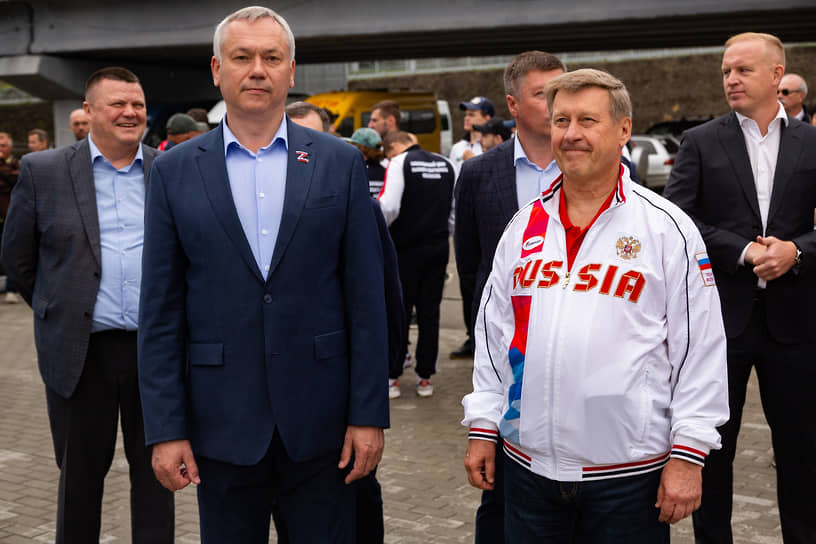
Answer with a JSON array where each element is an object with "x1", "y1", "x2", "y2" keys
[{"x1": 462, "y1": 69, "x2": 729, "y2": 543}]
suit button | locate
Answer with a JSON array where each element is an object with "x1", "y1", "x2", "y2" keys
[{"x1": 264, "y1": 294, "x2": 273, "y2": 304}]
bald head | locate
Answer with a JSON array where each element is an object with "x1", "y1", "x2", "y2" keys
[
  {"x1": 69, "y1": 108, "x2": 90, "y2": 140},
  {"x1": 779, "y1": 73, "x2": 808, "y2": 118}
]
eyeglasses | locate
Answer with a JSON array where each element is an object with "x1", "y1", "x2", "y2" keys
[{"x1": 778, "y1": 88, "x2": 801, "y2": 96}]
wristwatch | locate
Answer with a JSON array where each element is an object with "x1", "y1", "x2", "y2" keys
[{"x1": 794, "y1": 243, "x2": 803, "y2": 265}]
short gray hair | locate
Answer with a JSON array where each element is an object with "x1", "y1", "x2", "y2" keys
[
  {"x1": 213, "y1": 6, "x2": 295, "y2": 62},
  {"x1": 785, "y1": 73, "x2": 808, "y2": 97},
  {"x1": 545, "y1": 68, "x2": 632, "y2": 122}
]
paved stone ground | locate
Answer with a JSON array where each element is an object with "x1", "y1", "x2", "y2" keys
[{"x1": 0, "y1": 255, "x2": 782, "y2": 542}]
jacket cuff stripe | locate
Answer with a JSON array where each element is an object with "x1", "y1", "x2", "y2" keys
[{"x1": 671, "y1": 445, "x2": 707, "y2": 466}]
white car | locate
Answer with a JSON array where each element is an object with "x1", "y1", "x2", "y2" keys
[{"x1": 629, "y1": 135, "x2": 680, "y2": 191}]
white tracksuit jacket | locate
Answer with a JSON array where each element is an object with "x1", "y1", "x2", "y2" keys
[{"x1": 462, "y1": 170, "x2": 729, "y2": 481}]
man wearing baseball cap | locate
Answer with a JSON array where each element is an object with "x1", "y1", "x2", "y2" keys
[
  {"x1": 449, "y1": 96, "x2": 495, "y2": 361},
  {"x1": 449, "y1": 96, "x2": 494, "y2": 174},
  {"x1": 472, "y1": 118, "x2": 512, "y2": 153},
  {"x1": 163, "y1": 113, "x2": 200, "y2": 151}
]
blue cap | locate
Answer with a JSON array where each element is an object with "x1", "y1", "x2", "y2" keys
[{"x1": 459, "y1": 96, "x2": 495, "y2": 117}]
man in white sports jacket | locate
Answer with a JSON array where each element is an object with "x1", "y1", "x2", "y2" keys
[{"x1": 462, "y1": 69, "x2": 729, "y2": 543}]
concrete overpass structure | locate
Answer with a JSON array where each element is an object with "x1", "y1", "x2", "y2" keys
[{"x1": 1, "y1": 0, "x2": 814, "y2": 145}]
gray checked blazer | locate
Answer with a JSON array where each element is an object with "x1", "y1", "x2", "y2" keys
[{"x1": 1, "y1": 138, "x2": 158, "y2": 398}]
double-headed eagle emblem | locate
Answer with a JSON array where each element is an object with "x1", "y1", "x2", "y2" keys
[{"x1": 616, "y1": 236, "x2": 641, "y2": 260}]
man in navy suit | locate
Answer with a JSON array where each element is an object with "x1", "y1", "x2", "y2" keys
[
  {"x1": 664, "y1": 32, "x2": 816, "y2": 543},
  {"x1": 137, "y1": 7, "x2": 388, "y2": 543},
  {"x1": 456, "y1": 50, "x2": 566, "y2": 543}
]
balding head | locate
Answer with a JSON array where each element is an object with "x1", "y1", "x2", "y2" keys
[
  {"x1": 779, "y1": 73, "x2": 808, "y2": 118},
  {"x1": 69, "y1": 108, "x2": 90, "y2": 140}
]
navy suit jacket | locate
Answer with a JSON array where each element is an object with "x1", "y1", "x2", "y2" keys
[
  {"x1": 454, "y1": 138, "x2": 518, "y2": 330},
  {"x1": 664, "y1": 112, "x2": 816, "y2": 342},
  {"x1": 371, "y1": 200, "x2": 407, "y2": 375},
  {"x1": 138, "y1": 120, "x2": 389, "y2": 465},
  {"x1": 1, "y1": 140, "x2": 158, "y2": 398}
]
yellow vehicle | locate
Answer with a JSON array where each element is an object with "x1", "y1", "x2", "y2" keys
[{"x1": 306, "y1": 91, "x2": 452, "y2": 155}]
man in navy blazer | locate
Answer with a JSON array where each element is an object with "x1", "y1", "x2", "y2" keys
[
  {"x1": 664, "y1": 32, "x2": 816, "y2": 543},
  {"x1": 137, "y1": 7, "x2": 388, "y2": 542},
  {"x1": 457, "y1": 51, "x2": 566, "y2": 543}
]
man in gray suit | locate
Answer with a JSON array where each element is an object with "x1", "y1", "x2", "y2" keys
[{"x1": 1, "y1": 66, "x2": 173, "y2": 544}]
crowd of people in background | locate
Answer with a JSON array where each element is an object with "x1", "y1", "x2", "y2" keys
[{"x1": 0, "y1": 5, "x2": 815, "y2": 543}]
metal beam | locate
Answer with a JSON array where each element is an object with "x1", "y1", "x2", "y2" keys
[{"x1": 2, "y1": 1, "x2": 815, "y2": 65}]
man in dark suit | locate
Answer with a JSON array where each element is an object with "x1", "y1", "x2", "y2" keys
[
  {"x1": 456, "y1": 50, "x2": 565, "y2": 544},
  {"x1": 1, "y1": 67, "x2": 174, "y2": 543},
  {"x1": 664, "y1": 32, "x2": 816, "y2": 544},
  {"x1": 137, "y1": 7, "x2": 388, "y2": 543},
  {"x1": 778, "y1": 73, "x2": 810, "y2": 124}
]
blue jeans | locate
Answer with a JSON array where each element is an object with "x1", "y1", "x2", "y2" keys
[{"x1": 504, "y1": 457, "x2": 669, "y2": 543}]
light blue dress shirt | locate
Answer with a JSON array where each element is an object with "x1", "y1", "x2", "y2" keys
[
  {"x1": 88, "y1": 136, "x2": 145, "y2": 332},
  {"x1": 223, "y1": 118, "x2": 288, "y2": 280},
  {"x1": 514, "y1": 135, "x2": 561, "y2": 209}
]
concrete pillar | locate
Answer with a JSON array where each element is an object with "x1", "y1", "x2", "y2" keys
[
  {"x1": 53, "y1": 99, "x2": 83, "y2": 148},
  {"x1": 292, "y1": 62, "x2": 348, "y2": 96}
]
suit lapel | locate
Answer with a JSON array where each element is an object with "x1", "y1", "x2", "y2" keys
[
  {"x1": 267, "y1": 119, "x2": 315, "y2": 279},
  {"x1": 497, "y1": 140, "x2": 519, "y2": 216},
  {"x1": 142, "y1": 146, "x2": 158, "y2": 189},
  {"x1": 768, "y1": 120, "x2": 801, "y2": 222},
  {"x1": 68, "y1": 140, "x2": 102, "y2": 266},
  {"x1": 195, "y1": 128, "x2": 264, "y2": 282},
  {"x1": 719, "y1": 113, "x2": 761, "y2": 220}
]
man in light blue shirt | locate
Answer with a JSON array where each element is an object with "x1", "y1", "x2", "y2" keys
[
  {"x1": 513, "y1": 132, "x2": 562, "y2": 208},
  {"x1": 455, "y1": 50, "x2": 566, "y2": 544},
  {"x1": 223, "y1": 118, "x2": 288, "y2": 279},
  {"x1": 1, "y1": 66, "x2": 174, "y2": 543},
  {"x1": 88, "y1": 135, "x2": 145, "y2": 331}
]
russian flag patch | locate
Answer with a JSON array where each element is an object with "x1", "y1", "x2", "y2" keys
[{"x1": 696, "y1": 252, "x2": 716, "y2": 287}]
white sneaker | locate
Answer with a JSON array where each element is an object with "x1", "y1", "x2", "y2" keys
[
  {"x1": 4, "y1": 292, "x2": 20, "y2": 304},
  {"x1": 416, "y1": 378, "x2": 433, "y2": 397},
  {"x1": 388, "y1": 379, "x2": 401, "y2": 399}
]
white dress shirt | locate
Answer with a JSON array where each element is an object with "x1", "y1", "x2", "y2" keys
[{"x1": 735, "y1": 103, "x2": 789, "y2": 287}]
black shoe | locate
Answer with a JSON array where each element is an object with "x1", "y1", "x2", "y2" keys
[{"x1": 449, "y1": 338, "x2": 474, "y2": 359}]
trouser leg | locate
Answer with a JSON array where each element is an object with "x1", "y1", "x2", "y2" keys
[
  {"x1": 755, "y1": 333, "x2": 816, "y2": 544},
  {"x1": 355, "y1": 467, "x2": 384, "y2": 544},
  {"x1": 414, "y1": 243, "x2": 448, "y2": 380},
  {"x1": 105, "y1": 331, "x2": 175, "y2": 543},
  {"x1": 395, "y1": 250, "x2": 419, "y2": 380},
  {"x1": 692, "y1": 344, "x2": 754, "y2": 544},
  {"x1": 459, "y1": 271, "x2": 475, "y2": 341},
  {"x1": 46, "y1": 334, "x2": 120, "y2": 544},
  {"x1": 475, "y1": 443, "x2": 505, "y2": 543}
]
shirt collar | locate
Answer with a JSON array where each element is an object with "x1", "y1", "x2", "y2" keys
[
  {"x1": 513, "y1": 134, "x2": 559, "y2": 174},
  {"x1": 558, "y1": 182, "x2": 617, "y2": 232},
  {"x1": 735, "y1": 102, "x2": 789, "y2": 130},
  {"x1": 88, "y1": 134, "x2": 143, "y2": 170},
  {"x1": 222, "y1": 114, "x2": 288, "y2": 157}
]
